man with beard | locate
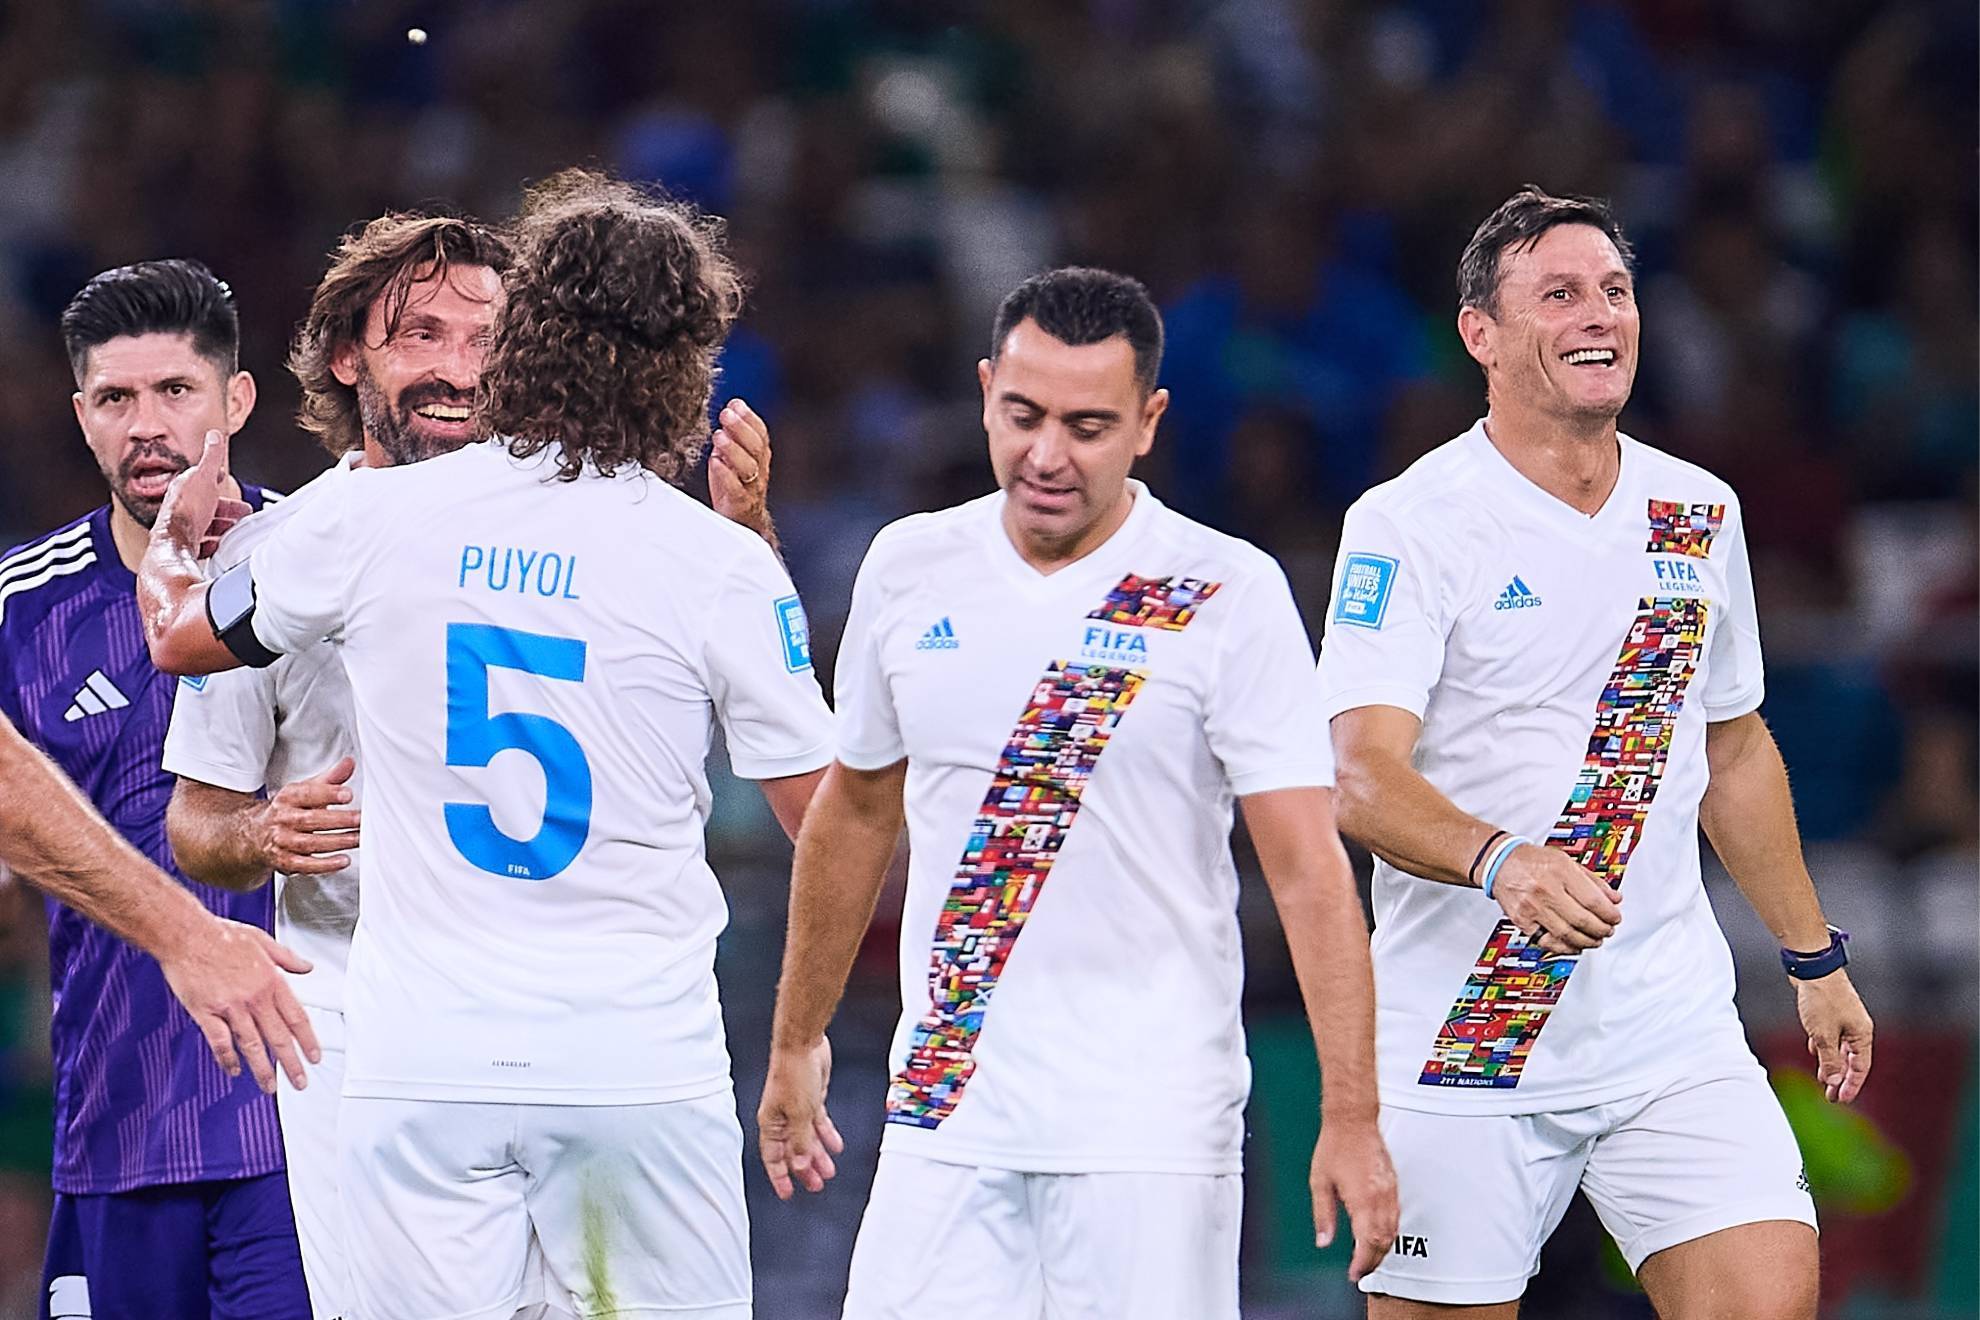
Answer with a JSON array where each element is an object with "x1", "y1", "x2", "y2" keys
[
  {"x1": 160, "y1": 213, "x2": 511, "y2": 1320},
  {"x1": 0, "y1": 259, "x2": 313, "y2": 1318},
  {"x1": 161, "y1": 209, "x2": 778, "y2": 1320},
  {"x1": 143, "y1": 168, "x2": 831, "y2": 1320}
]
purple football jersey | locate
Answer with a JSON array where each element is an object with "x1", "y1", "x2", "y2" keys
[{"x1": 0, "y1": 500, "x2": 286, "y2": 1194}]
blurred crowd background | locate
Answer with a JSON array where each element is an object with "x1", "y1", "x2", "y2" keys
[{"x1": 0, "y1": 1, "x2": 1973, "y2": 1316}]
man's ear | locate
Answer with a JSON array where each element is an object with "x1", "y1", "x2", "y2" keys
[
  {"x1": 225, "y1": 370, "x2": 257, "y2": 434},
  {"x1": 1135, "y1": 387, "x2": 1169, "y2": 459},
  {"x1": 1457, "y1": 305, "x2": 1495, "y2": 373},
  {"x1": 331, "y1": 340, "x2": 361, "y2": 389}
]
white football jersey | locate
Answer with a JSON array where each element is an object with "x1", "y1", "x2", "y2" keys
[
  {"x1": 165, "y1": 455, "x2": 366, "y2": 1013},
  {"x1": 1317, "y1": 420, "x2": 1767, "y2": 1115},
  {"x1": 244, "y1": 440, "x2": 835, "y2": 1104},
  {"x1": 836, "y1": 483, "x2": 1334, "y2": 1175}
]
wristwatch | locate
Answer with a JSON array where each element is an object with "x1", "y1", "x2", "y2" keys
[{"x1": 1779, "y1": 925, "x2": 1849, "y2": 980}]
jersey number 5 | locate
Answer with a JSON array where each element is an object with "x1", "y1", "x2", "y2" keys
[{"x1": 443, "y1": 623, "x2": 592, "y2": 881}]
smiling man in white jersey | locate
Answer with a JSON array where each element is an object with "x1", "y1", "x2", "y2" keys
[
  {"x1": 159, "y1": 210, "x2": 515, "y2": 1320},
  {"x1": 1317, "y1": 186, "x2": 1875, "y2": 1319},
  {"x1": 756, "y1": 267, "x2": 1398, "y2": 1320},
  {"x1": 159, "y1": 207, "x2": 784, "y2": 1320},
  {"x1": 137, "y1": 169, "x2": 836, "y2": 1320}
]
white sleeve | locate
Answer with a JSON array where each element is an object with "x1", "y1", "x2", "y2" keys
[
  {"x1": 248, "y1": 473, "x2": 355, "y2": 656},
  {"x1": 831, "y1": 538, "x2": 906, "y2": 771},
  {"x1": 703, "y1": 541, "x2": 836, "y2": 780},
  {"x1": 1701, "y1": 505, "x2": 1765, "y2": 721},
  {"x1": 1315, "y1": 499, "x2": 1449, "y2": 722},
  {"x1": 160, "y1": 666, "x2": 278, "y2": 794},
  {"x1": 1205, "y1": 561, "x2": 1335, "y2": 794}
]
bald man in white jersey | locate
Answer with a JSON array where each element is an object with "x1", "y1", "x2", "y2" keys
[{"x1": 1319, "y1": 186, "x2": 1874, "y2": 1319}]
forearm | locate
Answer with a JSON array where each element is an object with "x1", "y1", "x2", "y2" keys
[
  {"x1": 168, "y1": 780, "x2": 274, "y2": 892},
  {"x1": 1334, "y1": 747, "x2": 1496, "y2": 887},
  {"x1": 769, "y1": 762, "x2": 903, "y2": 1050},
  {"x1": 1281, "y1": 850, "x2": 1382, "y2": 1121},
  {"x1": 1701, "y1": 715, "x2": 1830, "y2": 949},
  {"x1": 0, "y1": 725, "x2": 207, "y2": 957},
  {"x1": 1245, "y1": 789, "x2": 1380, "y2": 1120}
]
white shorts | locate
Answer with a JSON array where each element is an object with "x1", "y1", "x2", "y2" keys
[
  {"x1": 279, "y1": 1007, "x2": 351, "y2": 1319},
  {"x1": 283, "y1": 1011, "x2": 563, "y2": 1320},
  {"x1": 340, "y1": 1088, "x2": 750, "y2": 1320},
  {"x1": 843, "y1": 1152, "x2": 1240, "y2": 1320},
  {"x1": 1360, "y1": 1066, "x2": 1817, "y2": 1306}
]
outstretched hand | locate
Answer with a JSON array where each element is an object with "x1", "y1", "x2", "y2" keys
[
  {"x1": 757, "y1": 1036, "x2": 845, "y2": 1201},
  {"x1": 253, "y1": 757, "x2": 360, "y2": 876},
  {"x1": 1796, "y1": 971, "x2": 1873, "y2": 1103},
  {"x1": 1311, "y1": 1115, "x2": 1399, "y2": 1283},
  {"x1": 159, "y1": 914, "x2": 319, "y2": 1094}
]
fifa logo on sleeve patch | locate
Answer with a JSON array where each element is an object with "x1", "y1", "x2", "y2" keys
[
  {"x1": 774, "y1": 595, "x2": 812, "y2": 672},
  {"x1": 1333, "y1": 553, "x2": 1399, "y2": 629}
]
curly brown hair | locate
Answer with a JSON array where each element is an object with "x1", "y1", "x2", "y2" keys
[
  {"x1": 475, "y1": 169, "x2": 745, "y2": 483},
  {"x1": 288, "y1": 212, "x2": 513, "y2": 455}
]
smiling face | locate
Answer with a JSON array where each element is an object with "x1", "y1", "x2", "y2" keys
[
  {"x1": 332, "y1": 262, "x2": 500, "y2": 466},
  {"x1": 980, "y1": 318, "x2": 1168, "y2": 567},
  {"x1": 72, "y1": 332, "x2": 253, "y2": 527},
  {"x1": 1460, "y1": 222, "x2": 1639, "y2": 424}
]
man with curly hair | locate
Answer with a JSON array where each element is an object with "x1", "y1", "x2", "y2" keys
[{"x1": 138, "y1": 171, "x2": 826, "y2": 1320}]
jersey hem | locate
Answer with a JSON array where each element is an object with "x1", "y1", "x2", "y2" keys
[
  {"x1": 835, "y1": 742, "x2": 907, "y2": 772},
  {"x1": 728, "y1": 741, "x2": 836, "y2": 781},
  {"x1": 52, "y1": 1154, "x2": 288, "y2": 1197},
  {"x1": 1319, "y1": 684, "x2": 1431, "y2": 723},
  {"x1": 156, "y1": 751, "x2": 265, "y2": 795},
  {"x1": 1701, "y1": 689, "x2": 1765, "y2": 723},
  {"x1": 1227, "y1": 763, "x2": 1336, "y2": 797},
  {"x1": 340, "y1": 1072, "x2": 733, "y2": 1106},
  {"x1": 1377, "y1": 1044, "x2": 1760, "y2": 1117},
  {"x1": 878, "y1": 1128, "x2": 1242, "y2": 1176}
]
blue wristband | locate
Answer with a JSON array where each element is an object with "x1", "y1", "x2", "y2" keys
[
  {"x1": 1780, "y1": 926, "x2": 1849, "y2": 980},
  {"x1": 1480, "y1": 835, "x2": 1529, "y2": 899}
]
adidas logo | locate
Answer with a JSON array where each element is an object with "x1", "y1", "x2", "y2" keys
[
  {"x1": 1494, "y1": 576, "x2": 1543, "y2": 611},
  {"x1": 914, "y1": 617, "x2": 960, "y2": 651},
  {"x1": 63, "y1": 670, "x2": 130, "y2": 722}
]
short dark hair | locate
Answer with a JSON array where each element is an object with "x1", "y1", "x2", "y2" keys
[
  {"x1": 1457, "y1": 185, "x2": 1636, "y2": 316},
  {"x1": 60, "y1": 259, "x2": 240, "y2": 382},
  {"x1": 477, "y1": 168, "x2": 744, "y2": 484},
  {"x1": 290, "y1": 212, "x2": 513, "y2": 456},
  {"x1": 990, "y1": 267, "x2": 1164, "y2": 392}
]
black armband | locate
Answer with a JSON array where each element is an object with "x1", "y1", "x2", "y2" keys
[{"x1": 204, "y1": 561, "x2": 282, "y2": 669}]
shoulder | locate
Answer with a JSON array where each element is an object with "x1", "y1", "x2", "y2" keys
[
  {"x1": 0, "y1": 510, "x2": 106, "y2": 629},
  {"x1": 1346, "y1": 433, "x2": 1480, "y2": 527},
  {"x1": 1142, "y1": 497, "x2": 1285, "y2": 591},
  {"x1": 1624, "y1": 435, "x2": 1742, "y2": 510},
  {"x1": 863, "y1": 494, "x2": 998, "y2": 569},
  {"x1": 217, "y1": 463, "x2": 352, "y2": 566}
]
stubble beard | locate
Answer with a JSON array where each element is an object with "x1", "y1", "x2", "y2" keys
[{"x1": 353, "y1": 359, "x2": 472, "y2": 467}]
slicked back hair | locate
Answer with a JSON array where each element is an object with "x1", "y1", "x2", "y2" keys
[
  {"x1": 990, "y1": 267, "x2": 1164, "y2": 393},
  {"x1": 60, "y1": 259, "x2": 239, "y2": 383},
  {"x1": 290, "y1": 212, "x2": 513, "y2": 456},
  {"x1": 1457, "y1": 185, "x2": 1636, "y2": 317}
]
